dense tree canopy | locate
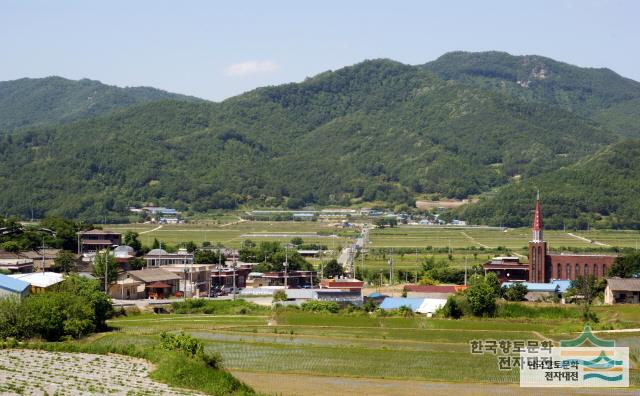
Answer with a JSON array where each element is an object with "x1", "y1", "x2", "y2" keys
[{"x1": 0, "y1": 57, "x2": 626, "y2": 222}]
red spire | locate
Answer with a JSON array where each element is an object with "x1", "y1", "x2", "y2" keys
[
  {"x1": 532, "y1": 199, "x2": 543, "y2": 231},
  {"x1": 531, "y1": 191, "x2": 543, "y2": 242}
]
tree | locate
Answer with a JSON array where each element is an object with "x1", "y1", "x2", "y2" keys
[
  {"x1": 442, "y1": 296, "x2": 463, "y2": 319},
  {"x1": 123, "y1": 231, "x2": 142, "y2": 253},
  {"x1": 195, "y1": 250, "x2": 218, "y2": 264},
  {"x1": 152, "y1": 238, "x2": 161, "y2": 249},
  {"x1": 92, "y1": 251, "x2": 119, "y2": 286},
  {"x1": 57, "y1": 274, "x2": 113, "y2": 330},
  {"x1": 566, "y1": 275, "x2": 604, "y2": 322},
  {"x1": 53, "y1": 250, "x2": 77, "y2": 273},
  {"x1": 608, "y1": 253, "x2": 640, "y2": 278},
  {"x1": 485, "y1": 272, "x2": 501, "y2": 297},
  {"x1": 290, "y1": 237, "x2": 304, "y2": 246},
  {"x1": 504, "y1": 283, "x2": 528, "y2": 301},
  {"x1": 323, "y1": 259, "x2": 344, "y2": 279},
  {"x1": 183, "y1": 241, "x2": 198, "y2": 253},
  {"x1": 466, "y1": 275, "x2": 497, "y2": 316},
  {"x1": 0, "y1": 241, "x2": 20, "y2": 252}
]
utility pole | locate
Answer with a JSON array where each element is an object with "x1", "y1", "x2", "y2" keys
[
  {"x1": 464, "y1": 257, "x2": 468, "y2": 286},
  {"x1": 104, "y1": 248, "x2": 109, "y2": 293},
  {"x1": 232, "y1": 258, "x2": 237, "y2": 301},
  {"x1": 415, "y1": 248, "x2": 418, "y2": 283},
  {"x1": 284, "y1": 244, "x2": 289, "y2": 289},
  {"x1": 41, "y1": 235, "x2": 45, "y2": 273}
]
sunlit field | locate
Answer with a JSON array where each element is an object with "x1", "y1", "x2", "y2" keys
[
  {"x1": 96, "y1": 306, "x2": 639, "y2": 390},
  {"x1": 108, "y1": 221, "x2": 356, "y2": 249}
]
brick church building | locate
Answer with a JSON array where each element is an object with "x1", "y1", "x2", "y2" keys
[{"x1": 484, "y1": 196, "x2": 616, "y2": 283}]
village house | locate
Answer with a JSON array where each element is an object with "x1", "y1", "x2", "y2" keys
[
  {"x1": 162, "y1": 263, "x2": 216, "y2": 297},
  {"x1": 77, "y1": 229, "x2": 122, "y2": 254},
  {"x1": 20, "y1": 248, "x2": 63, "y2": 272},
  {"x1": 0, "y1": 250, "x2": 33, "y2": 273},
  {"x1": 124, "y1": 268, "x2": 181, "y2": 299},
  {"x1": 403, "y1": 284, "x2": 467, "y2": 299},
  {"x1": 320, "y1": 278, "x2": 365, "y2": 292},
  {"x1": 143, "y1": 248, "x2": 194, "y2": 267},
  {"x1": 109, "y1": 277, "x2": 144, "y2": 300},
  {"x1": 605, "y1": 278, "x2": 640, "y2": 304}
]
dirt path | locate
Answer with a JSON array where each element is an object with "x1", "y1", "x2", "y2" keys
[
  {"x1": 567, "y1": 232, "x2": 611, "y2": 247},
  {"x1": 140, "y1": 224, "x2": 163, "y2": 234},
  {"x1": 231, "y1": 371, "x2": 636, "y2": 396},
  {"x1": 220, "y1": 218, "x2": 247, "y2": 227},
  {"x1": 460, "y1": 231, "x2": 491, "y2": 248}
]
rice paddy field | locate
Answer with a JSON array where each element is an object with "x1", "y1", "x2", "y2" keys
[
  {"x1": 84, "y1": 306, "x2": 639, "y2": 395},
  {"x1": 107, "y1": 221, "x2": 640, "y2": 276},
  {"x1": 108, "y1": 221, "x2": 356, "y2": 250}
]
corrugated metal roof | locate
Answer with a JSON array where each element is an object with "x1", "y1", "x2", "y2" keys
[
  {"x1": 606, "y1": 278, "x2": 640, "y2": 292},
  {"x1": 379, "y1": 297, "x2": 424, "y2": 311},
  {"x1": 0, "y1": 273, "x2": 30, "y2": 293},
  {"x1": 9, "y1": 272, "x2": 64, "y2": 288},
  {"x1": 417, "y1": 298, "x2": 448, "y2": 314},
  {"x1": 551, "y1": 280, "x2": 571, "y2": 293},
  {"x1": 128, "y1": 268, "x2": 181, "y2": 283}
]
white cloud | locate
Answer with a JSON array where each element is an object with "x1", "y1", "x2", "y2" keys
[{"x1": 226, "y1": 60, "x2": 280, "y2": 76}]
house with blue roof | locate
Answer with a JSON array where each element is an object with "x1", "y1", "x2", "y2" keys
[{"x1": 0, "y1": 273, "x2": 30, "y2": 299}]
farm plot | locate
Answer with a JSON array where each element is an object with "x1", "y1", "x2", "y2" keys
[
  {"x1": 0, "y1": 349, "x2": 202, "y2": 395},
  {"x1": 109, "y1": 221, "x2": 354, "y2": 249}
]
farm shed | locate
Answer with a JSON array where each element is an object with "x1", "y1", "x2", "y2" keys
[
  {"x1": 0, "y1": 273, "x2": 30, "y2": 299},
  {"x1": 379, "y1": 297, "x2": 447, "y2": 316},
  {"x1": 605, "y1": 278, "x2": 640, "y2": 304},
  {"x1": 9, "y1": 272, "x2": 64, "y2": 294},
  {"x1": 379, "y1": 298, "x2": 425, "y2": 312}
]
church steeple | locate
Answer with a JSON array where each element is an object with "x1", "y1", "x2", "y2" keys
[{"x1": 532, "y1": 191, "x2": 543, "y2": 242}]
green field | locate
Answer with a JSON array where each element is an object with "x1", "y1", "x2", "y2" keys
[
  {"x1": 108, "y1": 221, "x2": 355, "y2": 250},
  {"x1": 366, "y1": 226, "x2": 640, "y2": 250},
  {"x1": 91, "y1": 304, "x2": 639, "y2": 390},
  {"x1": 108, "y1": 221, "x2": 640, "y2": 252}
]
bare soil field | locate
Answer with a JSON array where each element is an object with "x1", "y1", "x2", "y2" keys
[
  {"x1": 416, "y1": 199, "x2": 474, "y2": 209},
  {"x1": 232, "y1": 371, "x2": 638, "y2": 396},
  {"x1": 0, "y1": 349, "x2": 202, "y2": 395}
]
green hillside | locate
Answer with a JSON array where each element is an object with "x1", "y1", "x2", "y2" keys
[
  {"x1": 424, "y1": 51, "x2": 640, "y2": 137},
  {"x1": 0, "y1": 59, "x2": 618, "y2": 221},
  {"x1": 457, "y1": 140, "x2": 640, "y2": 229},
  {"x1": 0, "y1": 76, "x2": 202, "y2": 132}
]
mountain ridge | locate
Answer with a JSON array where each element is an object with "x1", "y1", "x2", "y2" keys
[
  {"x1": 0, "y1": 76, "x2": 204, "y2": 133},
  {"x1": 0, "y1": 52, "x2": 638, "y2": 225}
]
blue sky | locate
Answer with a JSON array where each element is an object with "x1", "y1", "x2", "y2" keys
[{"x1": 2, "y1": 0, "x2": 638, "y2": 101}]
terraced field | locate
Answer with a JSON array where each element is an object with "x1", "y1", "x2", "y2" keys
[{"x1": 7, "y1": 304, "x2": 638, "y2": 395}]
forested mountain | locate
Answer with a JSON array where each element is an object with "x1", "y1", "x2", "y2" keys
[
  {"x1": 0, "y1": 76, "x2": 202, "y2": 132},
  {"x1": 457, "y1": 141, "x2": 640, "y2": 229},
  {"x1": 1, "y1": 54, "x2": 638, "y2": 224},
  {"x1": 424, "y1": 51, "x2": 640, "y2": 137}
]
